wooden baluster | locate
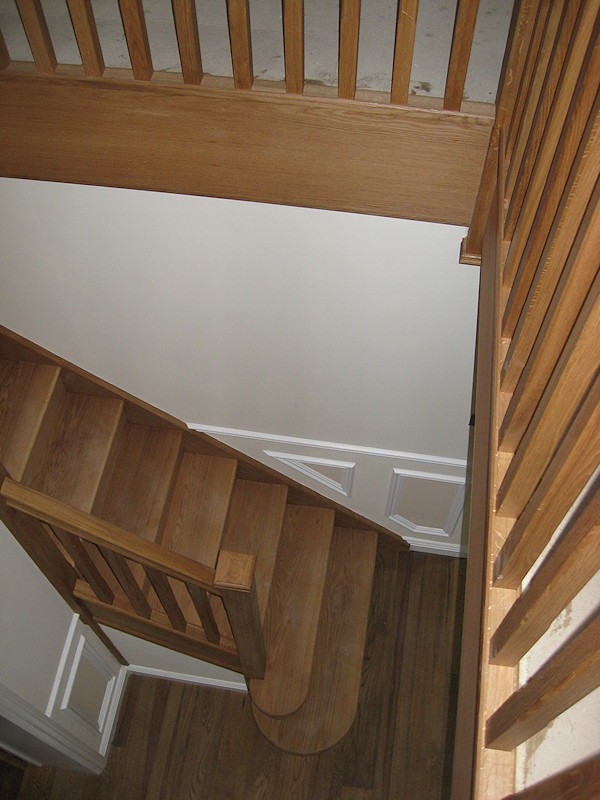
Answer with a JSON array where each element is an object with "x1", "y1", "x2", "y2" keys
[
  {"x1": 98, "y1": 546, "x2": 152, "y2": 617},
  {"x1": 51, "y1": 525, "x2": 114, "y2": 604},
  {"x1": 443, "y1": 0, "x2": 480, "y2": 111},
  {"x1": 338, "y1": 0, "x2": 360, "y2": 100},
  {"x1": 171, "y1": 0, "x2": 203, "y2": 85},
  {"x1": 118, "y1": 0, "x2": 153, "y2": 80},
  {"x1": 283, "y1": 0, "x2": 304, "y2": 94},
  {"x1": 185, "y1": 582, "x2": 220, "y2": 643},
  {"x1": 66, "y1": 0, "x2": 105, "y2": 77},
  {"x1": 214, "y1": 550, "x2": 265, "y2": 678},
  {"x1": 391, "y1": 0, "x2": 418, "y2": 105},
  {"x1": 15, "y1": 0, "x2": 57, "y2": 74},
  {"x1": 226, "y1": 0, "x2": 253, "y2": 90},
  {"x1": 145, "y1": 567, "x2": 186, "y2": 632},
  {"x1": 0, "y1": 28, "x2": 10, "y2": 69}
]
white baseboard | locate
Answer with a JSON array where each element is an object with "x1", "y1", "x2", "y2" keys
[{"x1": 126, "y1": 665, "x2": 247, "y2": 693}]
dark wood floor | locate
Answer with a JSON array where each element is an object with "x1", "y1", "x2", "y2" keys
[{"x1": 18, "y1": 538, "x2": 465, "y2": 800}]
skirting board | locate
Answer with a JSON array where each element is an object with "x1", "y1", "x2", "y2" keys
[{"x1": 126, "y1": 665, "x2": 247, "y2": 693}]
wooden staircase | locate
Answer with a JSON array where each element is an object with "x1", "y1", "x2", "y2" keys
[{"x1": 0, "y1": 326, "x2": 403, "y2": 754}]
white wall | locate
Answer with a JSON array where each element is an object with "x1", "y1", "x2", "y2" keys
[{"x1": 0, "y1": 177, "x2": 478, "y2": 553}]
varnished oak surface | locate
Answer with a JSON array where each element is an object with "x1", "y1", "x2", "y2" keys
[
  {"x1": 253, "y1": 527, "x2": 378, "y2": 753},
  {"x1": 0, "y1": 72, "x2": 492, "y2": 226},
  {"x1": 19, "y1": 543, "x2": 464, "y2": 800},
  {"x1": 249, "y1": 505, "x2": 334, "y2": 718}
]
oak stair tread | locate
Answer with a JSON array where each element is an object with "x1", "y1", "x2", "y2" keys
[
  {"x1": 249, "y1": 504, "x2": 335, "y2": 718},
  {"x1": 220, "y1": 479, "x2": 288, "y2": 622},
  {"x1": 0, "y1": 359, "x2": 60, "y2": 481},
  {"x1": 253, "y1": 526, "x2": 378, "y2": 754},
  {"x1": 92, "y1": 419, "x2": 182, "y2": 541},
  {"x1": 22, "y1": 380, "x2": 124, "y2": 513}
]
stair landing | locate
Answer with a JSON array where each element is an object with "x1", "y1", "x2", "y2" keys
[{"x1": 252, "y1": 527, "x2": 378, "y2": 754}]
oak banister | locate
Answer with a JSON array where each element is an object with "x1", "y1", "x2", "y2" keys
[
  {"x1": 214, "y1": 549, "x2": 266, "y2": 678},
  {"x1": 493, "y1": 375, "x2": 600, "y2": 588},
  {"x1": 226, "y1": 0, "x2": 253, "y2": 90},
  {"x1": 185, "y1": 582, "x2": 220, "y2": 643},
  {"x1": 443, "y1": 0, "x2": 480, "y2": 112},
  {"x1": 503, "y1": 0, "x2": 552, "y2": 166},
  {"x1": 98, "y1": 547, "x2": 152, "y2": 617},
  {"x1": 171, "y1": 0, "x2": 203, "y2": 85},
  {"x1": 485, "y1": 608, "x2": 600, "y2": 751},
  {"x1": 118, "y1": 0, "x2": 153, "y2": 81},
  {"x1": 390, "y1": 0, "x2": 419, "y2": 106},
  {"x1": 51, "y1": 525, "x2": 115, "y2": 604},
  {"x1": 15, "y1": 0, "x2": 57, "y2": 74},
  {"x1": 144, "y1": 567, "x2": 187, "y2": 632},
  {"x1": 0, "y1": 477, "x2": 219, "y2": 593},
  {"x1": 338, "y1": 0, "x2": 361, "y2": 100},
  {"x1": 66, "y1": 0, "x2": 105, "y2": 77},
  {"x1": 490, "y1": 478, "x2": 600, "y2": 667},
  {"x1": 282, "y1": 0, "x2": 304, "y2": 95},
  {"x1": 500, "y1": 753, "x2": 600, "y2": 800}
]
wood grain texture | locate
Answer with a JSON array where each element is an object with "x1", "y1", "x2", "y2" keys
[
  {"x1": 501, "y1": 45, "x2": 599, "y2": 343},
  {"x1": 99, "y1": 546, "x2": 152, "y2": 617},
  {"x1": 491, "y1": 478, "x2": 600, "y2": 666},
  {"x1": 171, "y1": 0, "x2": 202, "y2": 84},
  {"x1": 391, "y1": 0, "x2": 418, "y2": 106},
  {"x1": 93, "y1": 421, "x2": 181, "y2": 541},
  {"x1": 117, "y1": 0, "x2": 153, "y2": 80},
  {"x1": 160, "y1": 452, "x2": 237, "y2": 566},
  {"x1": 15, "y1": 0, "x2": 56, "y2": 74},
  {"x1": 75, "y1": 580, "x2": 241, "y2": 671},
  {"x1": 249, "y1": 505, "x2": 334, "y2": 717},
  {"x1": 20, "y1": 541, "x2": 464, "y2": 799},
  {"x1": 2, "y1": 478, "x2": 219, "y2": 590},
  {"x1": 503, "y1": 1, "x2": 597, "y2": 275},
  {"x1": 338, "y1": 0, "x2": 361, "y2": 100},
  {"x1": 0, "y1": 73, "x2": 491, "y2": 226},
  {"x1": 220, "y1": 479, "x2": 288, "y2": 622},
  {"x1": 283, "y1": 0, "x2": 303, "y2": 94},
  {"x1": 22, "y1": 388, "x2": 124, "y2": 513},
  {"x1": 443, "y1": 0, "x2": 480, "y2": 111},
  {"x1": 65, "y1": 0, "x2": 104, "y2": 77},
  {"x1": 500, "y1": 174, "x2": 600, "y2": 450},
  {"x1": 185, "y1": 582, "x2": 220, "y2": 643},
  {"x1": 461, "y1": 0, "x2": 537, "y2": 259},
  {"x1": 145, "y1": 567, "x2": 186, "y2": 631},
  {"x1": 0, "y1": 360, "x2": 60, "y2": 481},
  {"x1": 502, "y1": 753, "x2": 600, "y2": 800},
  {"x1": 51, "y1": 526, "x2": 114, "y2": 604},
  {"x1": 494, "y1": 374, "x2": 600, "y2": 588},
  {"x1": 253, "y1": 528, "x2": 378, "y2": 754},
  {"x1": 226, "y1": 0, "x2": 253, "y2": 90},
  {"x1": 215, "y1": 558, "x2": 265, "y2": 678},
  {"x1": 485, "y1": 608, "x2": 600, "y2": 751},
  {"x1": 496, "y1": 274, "x2": 600, "y2": 517}
]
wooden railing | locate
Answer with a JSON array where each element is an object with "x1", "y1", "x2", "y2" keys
[
  {"x1": 3, "y1": 0, "x2": 489, "y2": 111},
  {"x1": 452, "y1": 1, "x2": 600, "y2": 797},
  {"x1": 1, "y1": 476, "x2": 266, "y2": 678}
]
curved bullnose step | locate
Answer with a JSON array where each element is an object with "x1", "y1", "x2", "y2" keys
[
  {"x1": 249, "y1": 504, "x2": 335, "y2": 718},
  {"x1": 253, "y1": 527, "x2": 378, "y2": 754}
]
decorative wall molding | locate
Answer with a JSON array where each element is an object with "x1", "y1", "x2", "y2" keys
[
  {"x1": 263, "y1": 451, "x2": 356, "y2": 496},
  {"x1": 386, "y1": 469, "x2": 465, "y2": 537},
  {"x1": 126, "y1": 665, "x2": 247, "y2": 693},
  {"x1": 402, "y1": 536, "x2": 466, "y2": 557},
  {"x1": 47, "y1": 616, "x2": 124, "y2": 757},
  {"x1": 188, "y1": 423, "x2": 467, "y2": 467},
  {"x1": 0, "y1": 682, "x2": 105, "y2": 774}
]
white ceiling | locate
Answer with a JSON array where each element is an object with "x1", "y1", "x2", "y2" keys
[{"x1": 0, "y1": 178, "x2": 479, "y2": 553}]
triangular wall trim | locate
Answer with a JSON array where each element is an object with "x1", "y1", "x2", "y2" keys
[{"x1": 263, "y1": 451, "x2": 356, "y2": 497}]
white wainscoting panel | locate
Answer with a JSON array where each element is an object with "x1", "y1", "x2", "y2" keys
[{"x1": 189, "y1": 424, "x2": 468, "y2": 555}]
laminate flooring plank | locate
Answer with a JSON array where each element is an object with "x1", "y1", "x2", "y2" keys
[
  {"x1": 277, "y1": 753, "x2": 319, "y2": 800},
  {"x1": 340, "y1": 538, "x2": 412, "y2": 791},
  {"x1": 387, "y1": 554, "x2": 462, "y2": 800},
  {"x1": 210, "y1": 690, "x2": 259, "y2": 800}
]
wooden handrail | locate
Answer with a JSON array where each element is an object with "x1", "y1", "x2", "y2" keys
[
  {"x1": 214, "y1": 549, "x2": 266, "y2": 678},
  {"x1": 0, "y1": 478, "x2": 219, "y2": 594}
]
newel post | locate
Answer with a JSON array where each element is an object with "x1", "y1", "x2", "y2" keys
[{"x1": 214, "y1": 549, "x2": 266, "y2": 679}]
